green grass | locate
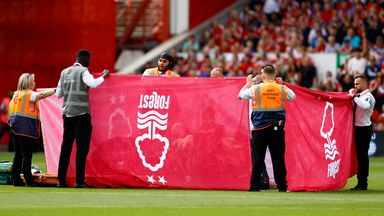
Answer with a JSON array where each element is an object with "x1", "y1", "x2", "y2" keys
[{"x1": 0, "y1": 152, "x2": 384, "y2": 216}]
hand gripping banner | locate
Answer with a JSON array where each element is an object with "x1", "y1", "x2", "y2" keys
[{"x1": 39, "y1": 75, "x2": 355, "y2": 191}]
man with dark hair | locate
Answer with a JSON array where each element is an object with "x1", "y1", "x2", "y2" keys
[
  {"x1": 56, "y1": 49, "x2": 110, "y2": 188},
  {"x1": 143, "y1": 52, "x2": 179, "y2": 77},
  {"x1": 348, "y1": 74, "x2": 375, "y2": 190},
  {"x1": 238, "y1": 64, "x2": 296, "y2": 192}
]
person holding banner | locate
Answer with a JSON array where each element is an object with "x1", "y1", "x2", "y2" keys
[
  {"x1": 56, "y1": 49, "x2": 110, "y2": 188},
  {"x1": 238, "y1": 64, "x2": 296, "y2": 192},
  {"x1": 142, "y1": 52, "x2": 180, "y2": 77},
  {"x1": 9, "y1": 73, "x2": 56, "y2": 186},
  {"x1": 348, "y1": 74, "x2": 375, "y2": 190}
]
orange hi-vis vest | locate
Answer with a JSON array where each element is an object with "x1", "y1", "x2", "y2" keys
[
  {"x1": 251, "y1": 81, "x2": 288, "y2": 112},
  {"x1": 9, "y1": 90, "x2": 40, "y2": 138},
  {"x1": 146, "y1": 67, "x2": 178, "y2": 77}
]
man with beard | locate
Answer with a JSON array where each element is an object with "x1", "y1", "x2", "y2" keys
[
  {"x1": 349, "y1": 74, "x2": 375, "y2": 190},
  {"x1": 143, "y1": 52, "x2": 180, "y2": 77}
]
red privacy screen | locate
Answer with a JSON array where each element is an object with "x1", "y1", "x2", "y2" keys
[{"x1": 0, "y1": 0, "x2": 115, "y2": 98}]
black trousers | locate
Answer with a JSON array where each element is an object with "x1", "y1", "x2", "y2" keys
[
  {"x1": 249, "y1": 139, "x2": 269, "y2": 176},
  {"x1": 250, "y1": 124, "x2": 287, "y2": 190},
  {"x1": 58, "y1": 113, "x2": 92, "y2": 184},
  {"x1": 12, "y1": 133, "x2": 36, "y2": 184},
  {"x1": 354, "y1": 125, "x2": 372, "y2": 187}
]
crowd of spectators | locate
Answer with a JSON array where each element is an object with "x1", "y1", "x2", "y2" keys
[{"x1": 142, "y1": 0, "x2": 384, "y2": 130}]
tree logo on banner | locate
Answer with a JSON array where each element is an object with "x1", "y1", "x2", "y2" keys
[
  {"x1": 108, "y1": 108, "x2": 132, "y2": 139},
  {"x1": 135, "y1": 91, "x2": 170, "y2": 185},
  {"x1": 320, "y1": 102, "x2": 341, "y2": 178}
]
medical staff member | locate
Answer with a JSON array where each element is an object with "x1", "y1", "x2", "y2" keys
[{"x1": 238, "y1": 64, "x2": 296, "y2": 192}]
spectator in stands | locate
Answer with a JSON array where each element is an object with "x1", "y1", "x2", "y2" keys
[
  {"x1": 365, "y1": 13, "x2": 382, "y2": 45},
  {"x1": 364, "y1": 56, "x2": 381, "y2": 82},
  {"x1": 325, "y1": 35, "x2": 341, "y2": 53},
  {"x1": 210, "y1": 19, "x2": 224, "y2": 44},
  {"x1": 9, "y1": 73, "x2": 56, "y2": 186},
  {"x1": 199, "y1": 30, "x2": 212, "y2": 48},
  {"x1": 169, "y1": 48, "x2": 184, "y2": 68},
  {"x1": 203, "y1": 38, "x2": 220, "y2": 60},
  {"x1": 361, "y1": 36, "x2": 371, "y2": 56},
  {"x1": 320, "y1": 71, "x2": 341, "y2": 92},
  {"x1": 369, "y1": 73, "x2": 384, "y2": 114},
  {"x1": 321, "y1": 1, "x2": 335, "y2": 24},
  {"x1": 56, "y1": 49, "x2": 110, "y2": 188},
  {"x1": 309, "y1": 29, "x2": 325, "y2": 50},
  {"x1": 182, "y1": 35, "x2": 200, "y2": 52},
  {"x1": 347, "y1": 48, "x2": 367, "y2": 76},
  {"x1": 299, "y1": 55, "x2": 318, "y2": 89},
  {"x1": 336, "y1": 0, "x2": 353, "y2": 20},
  {"x1": 375, "y1": 114, "x2": 384, "y2": 132},
  {"x1": 339, "y1": 73, "x2": 355, "y2": 92},
  {"x1": 210, "y1": 67, "x2": 223, "y2": 78},
  {"x1": 263, "y1": 0, "x2": 280, "y2": 23},
  {"x1": 227, "y1": 64, "x2": 242, "y2": 77},
  {"x1": 238, "y1": 53, "x2": 254, "y2": 76},
  {"x1": 185, "y1": 61, "x2": 201, "y2": 77},
  {"x1": 227, "y1": 9, "x2": 243, "y2": 27},
  {"x1": 143, "y1": 52, "x2": 179, "y2": 77},
  {"x1": 214, "y1": 54, "x2": 228, "y2": 75},
  {"x1": 282, "y1": 58, "x2": 301, "y2": 86},
  {"x1": 238, "y1": 64, "x2": 295, "y2": 192},
  {"x1": 369, "y1": 36, "x2": 384, "y2": 64},
  {"x1": 340, "y1": 39, "x2": 353, "y2": 53},
  {"x1": 343, "y1": 27, "x2": 361, "y2": 49},
  {"x1": 243, "y1": 40, "x2": 256, "y2": 54},
  {"x1": 229, "y1": 21, "x2": 244, "y2": 43},
  {"x1": 312, "y1": 35, "x2": 327, "y2": 52},
  {"x1": 199, "y1": 57, "x2": 212, "y2": 78},
  {"x1": 285, "y1": 27, "x2": 304, "y2": 56},
  {"x1": 180, "y1": 50, "x2": 197, "y2": 75},
  {"x1": 348, "y1": 75, "x2": 375, "y2": 190},
  {"x1": 307, "y1": 22, "x2": 324, "y2": 48},
  {"x1": 172, "y1": 64, "x2": 182, "y2": 78},
  {"x1": 325, "y1": 24, "x2": 339, "y2": 41}
]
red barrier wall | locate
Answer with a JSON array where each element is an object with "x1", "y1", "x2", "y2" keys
[
  {"x1": 189, "y1": 0, "x2": 237, "y2": 28},
  {"x1": 0, "y1": 0, "x2": 115, "y2": 98}
]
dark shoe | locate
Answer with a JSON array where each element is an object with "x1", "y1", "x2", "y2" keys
[
  {"x1": 278, "y1": 189, "x2": 287, "y2": 192},
  {"x1": 248, "y1": 187, "x2": 261, "y2": 192},
  {"x1": 74, "y1": 183, "x2": 92, "y2": 188},
  {"x1": 57, "y1": 182, "x2": 68, "y2": 188},
  {"x1": 260, "y1": 175, "x2": 270, "y2": 190},
  {"x1": 13, "y1": 180, "x2": 25, "y2": 187},
  {"x1": 13, "y1": 175, "x2": 25, "y2": 186},
  {"x1": 350, "y1": 185, "x2": 367, "y2": 191},
  {"x1": 25, "y1": 182, "x2": 37, "y2": 187}
]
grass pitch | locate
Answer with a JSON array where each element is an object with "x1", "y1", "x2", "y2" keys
[{"x1": 0, "y1": 152, "x2": 383, "y2": 216}]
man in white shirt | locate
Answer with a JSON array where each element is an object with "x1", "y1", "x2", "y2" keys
[
  {"x1": 347, "y1": 48, "x2": 367, "y2": 76},
  {"x1": 56, "y1": 49, "x2": 109, "y2": 188},
  {"x1": 348, "y1": 74, "x2": 375, "y2": 190}
]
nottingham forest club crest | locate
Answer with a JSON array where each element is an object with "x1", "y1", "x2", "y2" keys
[
  {"x1": 321, "y1": 102, "x2": 341, "y2": 178},
  {"x1": 135, "y1": 91, "x2": 171, "y2": 185}
]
